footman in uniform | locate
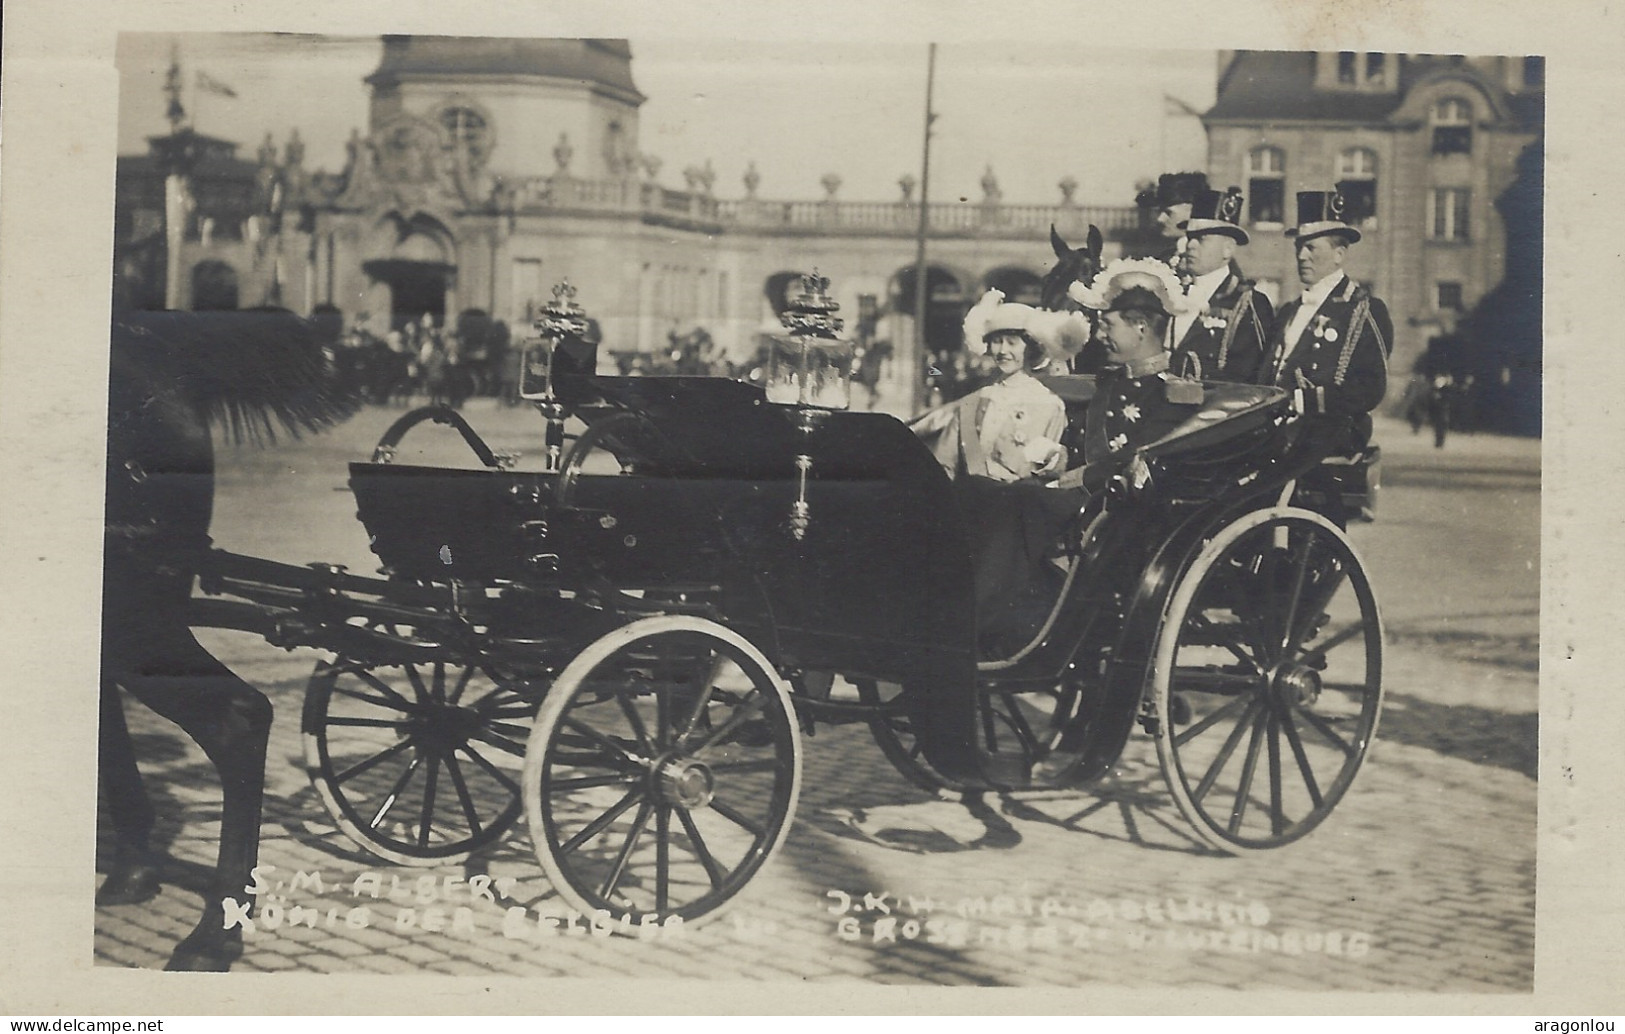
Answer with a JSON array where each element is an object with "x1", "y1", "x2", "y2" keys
[
  {"x1": 1135, "y1": 171, "x2": 1210, "y2": 272},
  {"x1": 1168, "y1": 187, "x2": 1275, "y2": 382},
  {"x1": 1263, "y1": 189, "x2": 1393, "y2": 453}
]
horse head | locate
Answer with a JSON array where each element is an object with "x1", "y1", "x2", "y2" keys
[{"x1": 1039, "y1": 223, "x2": 1103, "y2": 312}]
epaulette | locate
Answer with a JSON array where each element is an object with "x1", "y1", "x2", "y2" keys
[{"x1": 1163, "y1": 376, "x2": 1205, "y2": 405}]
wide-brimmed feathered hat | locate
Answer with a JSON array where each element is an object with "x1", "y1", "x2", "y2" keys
[
  {"x1": 1068, "y1": 258, "x2": 1193, "y2": 318},
  {"x1": 1134, "y1": 171, "x2": 1210, "y2": 210},
  {"x1": 962, "y1": 289, "x2": 1092, "y2": 367}
]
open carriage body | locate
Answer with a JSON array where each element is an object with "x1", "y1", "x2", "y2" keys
[{"x1": 193, "y1": 356, "x2": 1384, "y2": 928}]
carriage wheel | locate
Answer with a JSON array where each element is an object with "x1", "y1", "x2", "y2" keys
[
  {"x1": 859, "y1": 680, "x2": 967, "y2": 794},
  {"x1": 1150, "y1": 507, "x2": 1383, "y2": 852},
  {"x1": 523, "y1": 615, "x2": 801, "y2": 926},
  {"x1": 303, "y1": 657, "x2": 539, "y2": 865}
]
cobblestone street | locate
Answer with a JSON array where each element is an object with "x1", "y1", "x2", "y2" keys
[{"x1": 93, "y1": 401, "x2": 1540, "y2": 990}]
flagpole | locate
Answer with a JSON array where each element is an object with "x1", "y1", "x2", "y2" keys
[{"x1": 910, "y1": 43, "x2": 937, "y2": 416}]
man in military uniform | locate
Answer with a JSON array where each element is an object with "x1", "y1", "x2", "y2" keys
[
  {"x1": 1263, "y1": 190, "x2": 1392, "y2": 452},
  {"x1": 1168, "y1": 187, "x2": 1275, "y2": 382},
  {"x1": 1135, "y1": 171, "x2": 1210, "y2": 271},
  {"x1": 1059, "y1": 259, "x2": 1205, "y2": 493}
]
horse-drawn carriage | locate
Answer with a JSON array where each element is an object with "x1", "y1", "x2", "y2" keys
[{"x1": 121, "y1": 274, "x2": 1382, "y2": 948}]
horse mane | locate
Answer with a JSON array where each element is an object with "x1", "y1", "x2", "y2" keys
[{"x1": 112, "y1": 310, "x2": 358, "y2": 445}]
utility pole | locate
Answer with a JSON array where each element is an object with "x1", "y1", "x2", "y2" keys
[{"x1": 910, "y1": 43, "x2": 937, "y2": 416}]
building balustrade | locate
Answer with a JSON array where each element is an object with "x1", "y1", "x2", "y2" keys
[{"x1": 498, "y1": 174, "x2": 1137, "y2": 238}]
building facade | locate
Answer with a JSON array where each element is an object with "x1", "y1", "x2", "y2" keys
[{"x1": 1202, "y1": 51, "x2": 1543, "y2": 431}]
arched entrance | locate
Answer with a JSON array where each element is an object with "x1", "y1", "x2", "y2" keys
[
  {"x1": 191, "y1": 260, "x2": 240, "y2": 311},
  {"x1": 890, "y1": 264, "x2": 975, "y2": 401},
  {"x1": 363, "y1": 217, "x2": 456, "y2": 330},
  {"x1": 983, "y1": 266, "x2": 1043, "y2": 306}
]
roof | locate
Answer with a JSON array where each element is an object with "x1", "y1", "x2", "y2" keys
[
  {"x1": 367, "y1": 37, "x2": 644, "y2": 103},
  {"x1": 1206, "y1": 51, "x2": 1543, "y2": 129}
]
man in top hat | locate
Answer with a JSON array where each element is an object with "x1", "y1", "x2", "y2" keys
[
  {"x1": 1135, "y1": 171, "x2": 1210, "y2": 270},
  {"x1": 1168, "y1": 187, "x2": 1275, "y2": 383},
  {"x1": 1060, "y1": 258, "x2": 1206, "y2": 493},
  {"x1": 1262, "y1": 190, "x2": 1392, "y2": 450}
]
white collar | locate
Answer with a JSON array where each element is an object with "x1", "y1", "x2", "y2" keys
[
  {"x1": 1299, "y1": 271, "x2": 1345, "y2": 308},
  {"x1": 1189, "y1": 264, "x2": 1231, "y2": 297}
]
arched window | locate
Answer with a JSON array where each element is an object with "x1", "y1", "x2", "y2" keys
[
  {"x1": 191, "y1": 260, "x2": 239, "y2": 311},
  {"x1": 1247, "y1": 147, "x2": 1286, "y2": 225},
  {"x1": 1432, "y1": 98, "x2": 1473, "y2": 155},
  {"x1": 1336, "y1": 148, "x2": 1379, "y2": 225}
]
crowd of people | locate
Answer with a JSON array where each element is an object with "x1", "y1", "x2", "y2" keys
[{"x1": 330, "y1": 311, "x2": 522, "y2": 409}]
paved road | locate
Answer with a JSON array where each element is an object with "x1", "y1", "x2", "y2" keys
[{"x1": 95, "y1": 399, "x2": 1538, "y2": 990}]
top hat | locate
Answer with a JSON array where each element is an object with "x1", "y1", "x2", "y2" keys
[
  {"x1": 1135, "y1": 171, "x2": 1210, "y2": 210},
  {"x1": 1181, "y1": 187, "x2": 1250, "y2": 244},
  {"x1": 1287, "y1": 190, "x2": 1362, "y2": 244},
  {"x1": 962, "y1": 290, "x2": 1091, "y2": 367},
  {"x1": 1068, "y1": 258, "x2": 1193, "y2": 319}
]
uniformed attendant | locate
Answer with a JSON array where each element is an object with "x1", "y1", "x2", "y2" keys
[
  {"x1": 1262, "y1": 190, "x2": 1393, "y2": 451},
  {"x1": 1061, "y1": 258, "x2": 1206, "y2": 493},
  {"x1": 1168, "y1": 187, "x2": 1276, "y2": 382},
  {"x1": 1135, "y1": 171, "x2": 1210, "y2": 273}
]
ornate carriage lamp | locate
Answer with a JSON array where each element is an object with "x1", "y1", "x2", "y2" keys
[
  {"x1": 764, "y1": 271, "x2": 856, "y2": 539},
  {"x1": 519, "y1": 280, "x2": 595, "y2": 471}
]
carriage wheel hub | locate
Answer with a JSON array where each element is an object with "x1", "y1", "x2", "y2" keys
[
  {"x1": 409, "y1": 704, "x2": 481, "y2": 753},
  {"x1": 654, "y1": 757, "x2": 715, "y2": 808},
  {"x1": 1273, "y1": 665, "x2": 1322, "y2": 708}
]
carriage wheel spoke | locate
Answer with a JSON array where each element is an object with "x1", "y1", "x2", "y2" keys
[
  {"x1": 997, "y1": 692, "x2": 1039, "y2": 753},
  {"x1": 1278, "y1": 535, "x2": 1315, "y2": 657},
  {"x1": 443, "y1": 753, "x2": 484, "y2": 837},
  {"x1": 655, "y1": 804, "x2": 672, "y2": 914},
  {"x1": 677, "y1": 655, "x2": 726, "y2": 741},
  {"x1": 447, "y1": 664, "x2": 477, "y2": 705},
  {"x1": 324, "y1": 716, "x2": 408, "y2": 730},
  {"x1": 599, "y1": 799, "x2": 655, "y2": 900},
  {"x1": 1192, "y1": 698, "x2": 1260, "y2": 804},
  {"x1": 1296, "y1": 706, "x2": 1356, "y2": 757},
  {"x1": 416, "y1": 756, "x2": 443, "y2": 848},
  {"x1": 456, "y1": 742, "x2": 521, "y2": 794},
  {"x1": 1226, "y1": 705, "x2": 1270, "y2": 834},
  {"x1": 368, "y1": 755, "x2": 423, "y2": 830},
  {"x1": 561, "y1": 716, "x2": 643, "y2": 765},
  {"x1": 333, "y1": 683, "x2": 410, "y2": 713},
  {"x1": 1279, "y1": 708, "x2": 1324, "y2": 809},
  {"x1": 705, "y1": 758, "x2": 781, "y2": 775},
  {"x1": 688, "y1": 692, "x2": 767, "y2": 755},
  {"x1": 334, "y1": 737, "x2": 413, "y2": 785},
  {"x1": 470, "y1": 727, "x2": 528, "y2": 758},
  {"x1": 708, "y1": 796, "x2": 765, "y2": 837},
  {"x1": 557, "y1": 786, "x2": 643, "y2": 856},
  {"x1": 674, "y1": 803, "x2": 726, "y2": 890},
  {"x1": 1266, "y1": 707, "x2": 1286, "y2": 836},
  {"x1": 1171, "y1": 668, "x2": 1261, "y2": 695},
  {"x1": 353, "y1": 670, "x2": 416, "y2": 711},
  {"x1": 1188, "y1": 615, "x2": 1263, "y2": 671},
  {"x1": 616, "y1": 693, "x2": 655, "y2": 755},
  {"x1": 1298, "y1": 621, "x2": 1368, "y2": 660},
  {"x1": 404, "y1": 664, "x2": 432, "y2": 705},
  {"x1": 1173, "y1": 694, "x2": 1250, "y2": 748},
  {"x1": 655, "y1": 683, "x2": 672, "y2": 751},
  {"x1": 431, "y1": 662, "x2": 447, "y2": 703},
  {"x1": 547, "y1": 771, "x2": 642, "y2": 791}
]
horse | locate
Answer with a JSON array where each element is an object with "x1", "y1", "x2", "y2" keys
[
  {"x1": 1039, "y1": 223, "x2": 1110, "y2": 375},
  {"x1": 98, "y1": 309, "x2": 354, "y2": 971}
]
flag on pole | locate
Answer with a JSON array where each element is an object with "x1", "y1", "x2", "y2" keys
[{"x1": 196, "y1": 70, "x2": 238, "y2": 98}]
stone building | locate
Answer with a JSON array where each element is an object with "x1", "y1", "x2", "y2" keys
[
  {"x1": 1202, "y1": 50, "x2": 1543, "y2": 431},
  {"x1": 113, "y1": 35, "x2": 1139, "y2": 399}
]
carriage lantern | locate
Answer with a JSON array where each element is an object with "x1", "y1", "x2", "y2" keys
[
  {"x1": 520, "y1": 280, "x2": 594, "y2": 471},
  {"x1": 765, "y1": 271, "x2": 855, "y2": 411}
]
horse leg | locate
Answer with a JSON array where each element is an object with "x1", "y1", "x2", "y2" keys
[
  {"x1": 117, "y1": 636, "x2": 272, "y2": 973},
  {"x1": 96, "y1": 680, "x2": 164, "y2": 905}
]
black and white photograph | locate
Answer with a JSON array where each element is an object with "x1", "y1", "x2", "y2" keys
[{"x1": 0, "y1": 0, "x2": 1615, "y2": 1018}]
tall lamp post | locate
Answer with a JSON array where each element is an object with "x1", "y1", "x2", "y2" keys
[{"x1": 910, "y1": 43, "x2": 937, "y2": 416}]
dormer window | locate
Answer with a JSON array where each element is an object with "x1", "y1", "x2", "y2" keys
[
  {"x1": 1431, "y1": 98, "x2": 1473, "y2": 156},
  {"x1": 1337, "y1": 52, "x2": 1357, "y2": 85},
  {"x1": 1523, "y1": 55, "x2": 1545, "y2": 88},
  {"x1": 1365, "y1": 53, "x2": 1386, "y2": 83}
]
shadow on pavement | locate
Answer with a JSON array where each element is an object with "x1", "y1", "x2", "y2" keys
[{"x1": 1375, "y1": 693, "x2": 1538, "y2": 779}]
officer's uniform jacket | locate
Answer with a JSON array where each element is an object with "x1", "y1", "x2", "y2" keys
[
  {"x1": 1170, "y1": 266, "x2": 1275, "y2": 383},
  {"x1": 1056, "y1": 355, "x2": 1204, "y2": 493},
  {"x1": 1263, "y1": 274, "x2": 1391, "y2": 419}
]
